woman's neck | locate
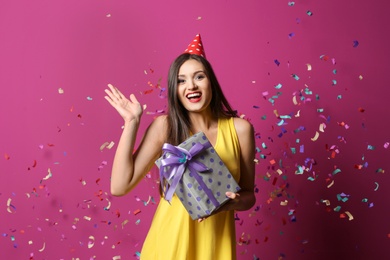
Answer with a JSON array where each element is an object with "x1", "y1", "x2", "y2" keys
[{"x1": 188, "y1": 111, "x2": 218, "y2": 134}]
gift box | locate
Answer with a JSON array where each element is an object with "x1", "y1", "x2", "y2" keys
[{"x1": 155, "y1": 132, "x2": 241, "y2": 220}]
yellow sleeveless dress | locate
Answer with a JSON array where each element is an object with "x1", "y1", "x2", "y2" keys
[{"x1": 140, "y1": 117, "x2": 241, "y2": 260}]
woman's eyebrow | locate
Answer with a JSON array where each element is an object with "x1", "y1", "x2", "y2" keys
[{"x1": 178, "y1": 70, "x2": 204, "y2": 77}]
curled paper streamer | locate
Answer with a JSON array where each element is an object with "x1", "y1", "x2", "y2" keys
[
  {"x1": 311, "y1": 131, "x2": 320, "y2": 141},
  {"x1": 327, "y1": 180, "x2": 335, "y2": 188},
  {"x1": 88, "y1": 236, "x2": 95, "y2": 249},
  {"x1": 319, "y1": 123, "x2": 326, "y2": 132},
  {"x1": 42, "y1": 168, "x2": 52, "y2": 181},
  {"x1": 38, "y1": 242, "x2": 46, "y2": 252},
  {"x1": 7, "y1": 198, "x2": 16, "y2": 213},
  {"x1": 345, "y1": 211, "x2": 354, "y2": 221}
]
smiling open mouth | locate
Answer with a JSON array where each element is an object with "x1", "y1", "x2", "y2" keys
[{"x1": 186, "y1": 92, "x2": 202, "y2": 100}]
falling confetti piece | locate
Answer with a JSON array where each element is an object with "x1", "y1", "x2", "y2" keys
[
  {"x1": 38, "y1": 242, "x2": 46, "y2": 252},
  {"x1": 319, "y1": 123, "x2": 326, "y2": 132},
  {"x1": 353, "y1": 40, "x2": 359, "y2": 48},
  {"x1": 384, "y1": 142, "x2": 389, "y2": 149},
  {"x1": 311, "y1": 131, "x2": 319, "y2": 141},
  {"x1": 87, "y1": 96, "x2": 93, "y2": 100},
  {"x1": 306, "y1": 64, "x2": 312, "y2": 71},
  {"x1": 292, "y1": 74, "x2": 299, "y2": 80},
  {"x1": 345, "y1": 211, "x2": 354, "y2": 221},
  {"x1": 100, "y1": 141, "x2": 115, "y2": 151},
  {"x1": 88, "y1": 236, "x2": 95, "y2": 248},
  {"x1": 320, "y1": 55, "x2": 329, "y2": 61},
  {"x1": 42, "y1": 168, "x2": 52, "y2": 181},
  {"x1": 104, "y1": 198, "x2": 111, "y2": 210},
  {"x1": 327, "y1": 180, "x2": 335, "y2": 188},
  {"x1": 7, "y1": 198, "x2": 16, "y2": 213},
  {"x1": 4, "y1": 153, "x2": 10, "y2": 160},
  {"x1": 374, "y1": 182, "x2": 379, "y2": 191},
  {"x1": 307, "y1": 10, "x2": 313, "y2": 16},
  {"x1": 58, "y1": 88, "x2": 64, "y2": 94}
]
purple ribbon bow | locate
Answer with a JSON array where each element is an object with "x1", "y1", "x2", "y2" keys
[{"x1": 159, "y1": 142, "x2": 220, "y2": 208}]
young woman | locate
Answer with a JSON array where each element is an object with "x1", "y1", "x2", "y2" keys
[{"x1": 104, "y1": 35, "x2": 256, "y2": 260}]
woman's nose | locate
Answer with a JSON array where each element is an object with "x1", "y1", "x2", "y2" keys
[{"x1": 187, "y1": 80, "x2": 198, "y2": 90}]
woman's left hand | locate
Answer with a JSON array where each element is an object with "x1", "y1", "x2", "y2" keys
[{"x1": 197, "y1": 191, "x2": 240, "y2": 223}]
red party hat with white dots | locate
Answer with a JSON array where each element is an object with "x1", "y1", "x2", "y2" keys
[{"x1": 184, "y1": 34, "x2": 206, "y2": 58}]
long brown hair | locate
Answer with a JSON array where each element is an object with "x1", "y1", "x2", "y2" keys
[{"x1": 166, "y1": 53, "x2": 237, "y2": 145}]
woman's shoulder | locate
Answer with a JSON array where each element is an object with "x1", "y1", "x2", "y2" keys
[
  {"x1": 149, "y1": 114, "x2": 168, "y2": 130},
  {"x1": 232, "y1": 117, "x2": 253, "y2": 134},
  {"x1": 147, "y1": 115, "x2": 168, "y2": 141}
]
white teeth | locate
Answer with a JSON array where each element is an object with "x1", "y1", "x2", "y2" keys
[{"x1": 187, "y1": 93, "x2": 201, "y2": 98}]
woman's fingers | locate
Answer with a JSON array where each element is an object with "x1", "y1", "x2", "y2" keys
[
  {"x1": 129, "y1": 93, "x2": 139, "y2": 104},
  {"x1": 225, "y1": 191, "x2": 240, "y2": 199}
]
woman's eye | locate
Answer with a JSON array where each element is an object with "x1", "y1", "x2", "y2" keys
[
  {"x1": 178, "y1": 79, "x2": 185, "y2": 84},
  {"x1": 195, "y1": 75, "x2": 205, "y2": 80}
]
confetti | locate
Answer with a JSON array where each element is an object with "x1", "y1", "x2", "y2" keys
[
  {"x1": 353, "y1": 40, "x2": 359, "y2": 48},
  {"x1": 38, "y1": 242, "x2": 46, "y2": 252},
  {"x1": 42, "y1": 168, "x2": 53, "y2": 181},
  {"x1": 291, "y1": 74, "x2": 299, "y2": 80},
  {"x1": 7, "y1": 198, "x2": 16, "y2": 213},
  {"x1": 374, "y1": 182, "x2": 379, "y2": 191},
  {"x1": 345, "y1": 211, "x2": 354, "y2": 221},
  {"x1": 311, "y1": 131, "x2": 319, "y2": 141},
  {"x1": 306, "y1": 63, "x2": 312, "y2": 71},
  {"x1": 280, "y1": 200, "x2": 288, "y2": 206},
  {"x1": 100, "y1": 141, "x2": 115, "y2": 151},
  {"x1": 58, "y1": 88, "x2": 64, "y2": 94},
  {"x1": 104, "y1": 198, "x2": 111, "y2": 211},
  {"x1": 88, "y1": 236, "x2": 95, "y2": 248}
]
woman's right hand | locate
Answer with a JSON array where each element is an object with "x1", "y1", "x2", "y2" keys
[{"x1": 104, "y1": 84, "x2": 143, "y2": 124}]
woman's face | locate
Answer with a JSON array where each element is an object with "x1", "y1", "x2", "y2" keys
[{"x1": 176, "y1": 59, "x2": 212, "y2": 114}]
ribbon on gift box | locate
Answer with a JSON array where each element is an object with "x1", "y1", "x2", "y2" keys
[{"x1": 159, "y1": 142, "x2": 220, "y2": 208}]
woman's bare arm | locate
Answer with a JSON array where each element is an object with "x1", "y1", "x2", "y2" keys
[
  {"x1": 104, "y1": 84, "x2": 166, "y2": 196},
  {"x1": 222, "y1": 117, "x2": 256, "y2": 211}
]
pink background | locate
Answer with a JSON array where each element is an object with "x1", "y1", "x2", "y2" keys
[{"x1": 1, "y1": 0, "x2": 389, "y2": 259}]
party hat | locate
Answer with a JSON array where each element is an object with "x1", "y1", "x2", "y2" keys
[{"x1": 184, "y1": 34, "x2": 206, "y2": 58}]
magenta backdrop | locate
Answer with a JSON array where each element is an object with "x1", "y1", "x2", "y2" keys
[{"x1": 1, "y1": 0, "x2": 389, "y2": 259}]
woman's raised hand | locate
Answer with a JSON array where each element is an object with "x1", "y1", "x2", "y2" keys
[{"x1": 104, "y1": 84, "x2": 143, "y2": 124}]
